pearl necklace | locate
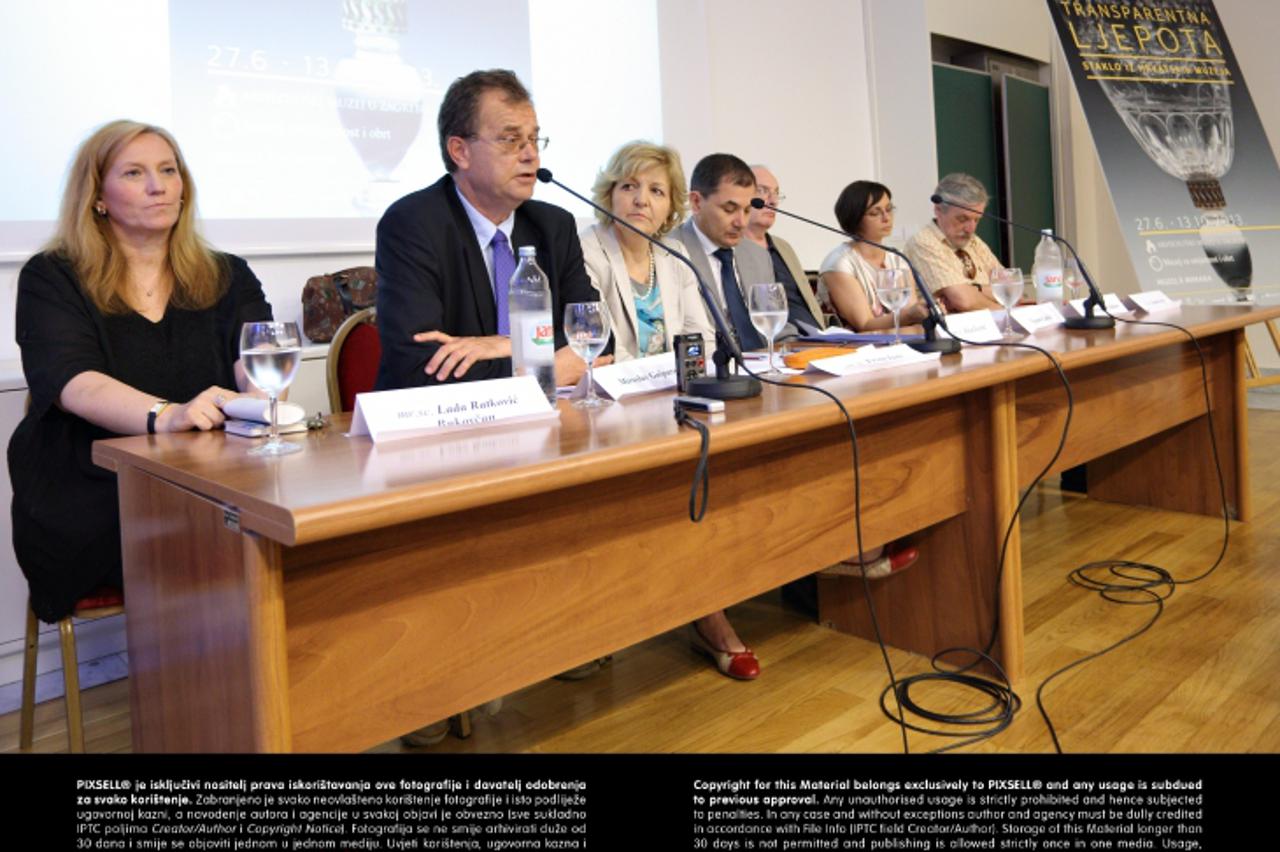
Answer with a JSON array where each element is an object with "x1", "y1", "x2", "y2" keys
[{"x1": 630, "y1": 252, "x2": 657, "y2": 300}]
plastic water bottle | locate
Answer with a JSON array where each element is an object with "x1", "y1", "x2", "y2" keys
[
  {"x1": 1032, "y1": 229, "x2": 1064, "y2": 305},
  {"x1": 508, "y1": 246, "x2": 556, "y2": 402}
]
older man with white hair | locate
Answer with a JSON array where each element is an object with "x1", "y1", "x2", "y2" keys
[
  {"x1": 904, "y1": 173, "x2": 1003, "y2": 312},
  {"x1": 744, "y1": 164, "x2": 825, "y2": 330}
]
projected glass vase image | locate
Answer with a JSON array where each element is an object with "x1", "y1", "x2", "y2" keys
[
  {"x1": 1075, "y1": 0, "x2": 1251, "y2": 301},
  {"x1": 334, "y1": 0, "x2": 425, "y2": 212}
]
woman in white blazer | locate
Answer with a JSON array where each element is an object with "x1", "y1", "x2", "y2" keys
[
  {"x1": 578, "y1": 142, "x2": 756, "y2": 681},
  {"x1": 580, "y1": 142, "x2": 715, "y2": 362}
]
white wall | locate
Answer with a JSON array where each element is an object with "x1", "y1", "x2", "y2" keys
[
  {"x1": 660, "y1": 0, "x2": 876, "y2": 267},
  {"x1": 927, "y1": 0, "x2": 1051, "y2": 63},
  {"x1": 864, "y1": 0, "x2": 939, "y2": 242}
]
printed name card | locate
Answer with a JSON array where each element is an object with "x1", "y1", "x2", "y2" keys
[
  {"x1": 1009, "y1": 302, "x2": 1066, "y2": 334},
  {"x1": 938, "y1": 309, "x2": 1003, "y2": 343},
  {"x1": 1068, "y1": 292, "x2": 1131, "y2": 318},
  {"x1": 575, "y1": 352, "x2": 677, "y2": 400},
  {"x1": 349, "y1": 376, "x2": 557, "y2": 443},
  {"x1": 809, "y1": 344, "x2": 941, "y2": 376},
  {"x1": 1125, "y1": 290, "x2": 1181, "y2": 314}
]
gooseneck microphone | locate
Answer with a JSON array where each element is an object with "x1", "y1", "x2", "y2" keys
[
  {"x1": 537, "y1": 168, "x2": 761, "y2": 399},
  {"x1": 750, "y1": 198, "x2": 961, "y2": 354},
  {"x1": 929, "y1": 194, "x2": 1114, "y2": 330}
]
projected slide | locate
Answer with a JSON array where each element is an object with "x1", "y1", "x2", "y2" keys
[
  {"x1": 170, "y1": 0, "x2": 530, "y2": 219},
  {"x1": 0, "y1": 0, "x2": 662, "y2": 255}
]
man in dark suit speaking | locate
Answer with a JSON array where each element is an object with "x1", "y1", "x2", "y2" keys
[{"x1": 374, "y1": 69, "x2": 600, "y2": 390}]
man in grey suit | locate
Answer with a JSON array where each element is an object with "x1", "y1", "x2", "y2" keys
[{"x1": 673, "y1": 153, "x2": 788, "y2": 350}]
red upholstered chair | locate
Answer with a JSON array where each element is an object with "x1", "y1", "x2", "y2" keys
[
  {"x1": 20, "y1": 587, "x2": 125, "y2": 752},
  {"x1": 325, "y1": 307, "x2": 381, "y2": 413}
]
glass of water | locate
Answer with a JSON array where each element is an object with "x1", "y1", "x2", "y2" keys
[
  {"x1": 875, "y1": 268, "x2": 912, "y2": 343},
  {"x1": 990, "y1": 267, "x2": 1024, "y2": 338},
  {"x1": 564, "y1": 302, "x2": 612, "y2": 409},
  {"x1": 239, "y1": 321, "x2": 303, "y2": 456},
  {"x1": 1063, "y1": 257, "x2": 1085, "y2": 303},
  {"x1": 748, "y1": 282, "x2": 788, "y2": 377}
]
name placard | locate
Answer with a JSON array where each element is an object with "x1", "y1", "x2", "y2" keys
[
  {"x1": 938, "y1": 309, "x2": 1003, "y2": 343},
  {"x1": 1010, "y1": 302, "x2": 1066, "y2": 334},
  {"x1": 1125, "y1": 290, "x2": 1181, "y2": 314},
  {"x1": 350, "y1": 376, "x2": 557, "y2": 443},
  {"x1": 1067, "y1": 292, "x2": 1131, "y2": 318},
  {"x1": 809, "y1": 343, "x2": 941, "y2": 376},
  {"x1": 576, "y1": 352, "x2": 677, "y2": 401}
]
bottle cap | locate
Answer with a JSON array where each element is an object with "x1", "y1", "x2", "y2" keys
[
  {"x1": 1040, "y1": 228, "x2": 1054, "y2": 236},
  {"x1": 518, "y1": 245, "x2": 537, "y2": 257}
]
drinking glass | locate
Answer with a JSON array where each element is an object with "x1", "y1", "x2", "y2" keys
[
  {"x1": 239, "y1": 321, "x2": 303, "y2": 456},
  {"x1": 875, "y1": 268, "x2": 912, "y2": 343},
  {"x1": 990, "y1": 267, "x2": 1025, "y2": 338},
  {"x1": 1063, "y1": 257, "x2": 1085, "y2": 303},
  {"x1": 564, "y1": 302, "x2": 612, "y2": 409},
  {"x1": 748, "y1": 282, "x2": 788, "y2": 377}
]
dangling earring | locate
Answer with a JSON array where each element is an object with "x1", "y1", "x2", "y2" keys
[{"x1": 94, "y1": 203, "x2": 107, "y2": 217}]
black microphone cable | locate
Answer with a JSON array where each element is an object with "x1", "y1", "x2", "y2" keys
[
  {"x1": 868, "y1": 332, "x2": 1072, "y2": 752},
  {"x1": 1031, "y1": 303, "x2": 1232, "y2": 754},
  {"x1": 929, "y1": 195, "x2": 1237, "y2": 752},
  {"x1": 541, "y1": 170, "x2": 1073, "y2": 751},
  {"x1": 751, "y1": 201, "x2": 1085, "y2": 752},
  {"x1": 734, "y1": 319, "x2": 1076, "y2": 753},
  {"x1": 538, "y1": 167, "x2": 922, "y2": 750},
  {"x1": 672, "y1": 401, "x2": 711, "y2": 522}
]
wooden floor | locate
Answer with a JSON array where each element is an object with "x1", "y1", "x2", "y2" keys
[{"x1": 6, "y1": 409, "x2": 1280, "y2": 755}]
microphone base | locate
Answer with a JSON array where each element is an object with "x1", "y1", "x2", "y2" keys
[
  {"x1": 1064, "y1": 314, "x2": 1116, "y2": 330},
  {"x1": 687, "y1": 374, "x2": 762, "y2": 400},
  {"x1": 908, "y1": 337, "x2": 962, "y2": 355}
]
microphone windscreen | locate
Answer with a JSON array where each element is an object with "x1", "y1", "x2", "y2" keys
[
  {"x1": 930, "y1": 194, "x2": 943, "y2": 204},
  {"x1": 750, "y1": 197, "x2": 765, "y2": 209},
  {"x1": 536, "y1": 168, "x2": 553, "y2": 183}
]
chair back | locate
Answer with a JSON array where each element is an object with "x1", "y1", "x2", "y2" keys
[{"x1": 325, "y1": 307, "x2": 381, "y2": 413}]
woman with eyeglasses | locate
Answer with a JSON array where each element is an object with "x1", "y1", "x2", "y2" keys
[
  {"x1": 810, "y1": 180, "x2": 922, "y2": 581},
  {"x1": 818, "y1": 181, "x2": 929, "y2": 331}
]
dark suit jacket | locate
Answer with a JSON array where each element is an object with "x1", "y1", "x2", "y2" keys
[{"x1": 374, "y1": 174, "x2": 597, "y2": 390}]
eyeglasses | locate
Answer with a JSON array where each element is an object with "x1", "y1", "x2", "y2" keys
[
  {"x1": 468, "y1": 133, "x2": 550, "y2": 154},
  {"x1": 865, "y1": 204, "x2": 897, "y2": 220},
  {"x1": 756, "y1": 187, "x2": 786, "y2": 203}
]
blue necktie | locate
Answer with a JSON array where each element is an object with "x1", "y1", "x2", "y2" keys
[
  {"x1": 492, "y1": 230, "x2": 515, "y2": 336},
  {"x1": 713, "y1": 247, "x2": 763, "y2": 350}
]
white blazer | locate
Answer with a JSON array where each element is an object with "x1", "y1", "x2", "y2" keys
[{"x1": 580, "y1": 223, "x2": 716, "y2": 361}]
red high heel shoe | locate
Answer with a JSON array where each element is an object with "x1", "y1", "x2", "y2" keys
[
  {"x1": 821, "y1": 541, "x2": 920, "y2": 579},
  {"x1": 689, "y1": 625, "x2": 760, "y2": 680}
]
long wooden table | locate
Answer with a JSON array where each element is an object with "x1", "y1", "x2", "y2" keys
[{"x1": 93, "y1": 305, "x2": 1278, "y2": 752}]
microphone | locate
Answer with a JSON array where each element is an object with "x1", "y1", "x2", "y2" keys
[
  {"x1": 751, "y1": 198, "x2": 961, "y2": 354},
  {"x1": 930, "y1": 194, "x2": 1114, "y2": 330},
  {"x1": 537, "y1": 167, "x2": 761, "y2": 399}
]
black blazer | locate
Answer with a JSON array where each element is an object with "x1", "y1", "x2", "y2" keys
[{"x1": 374, "y1": 174, "x2": 597, "y2": 390}]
